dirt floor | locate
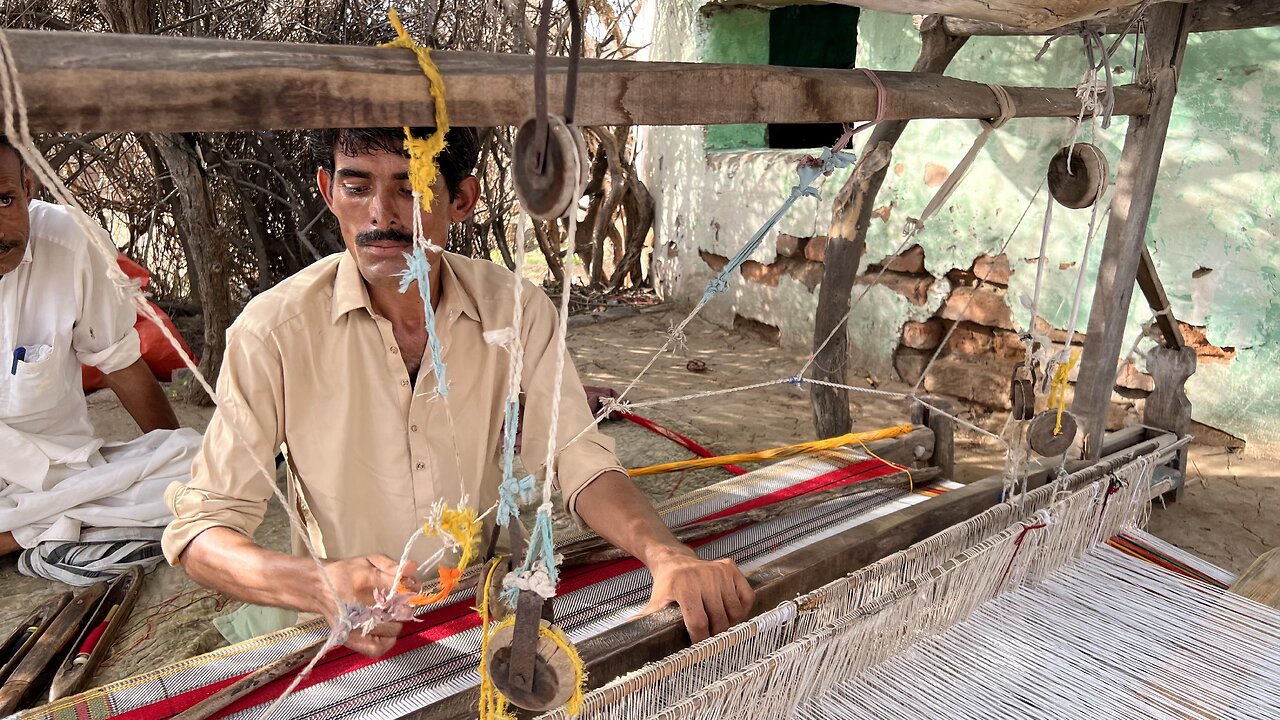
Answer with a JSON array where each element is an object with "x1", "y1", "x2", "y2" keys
[{"x1": 1, "y1": 307, "x2": 1276, "y2": 691}]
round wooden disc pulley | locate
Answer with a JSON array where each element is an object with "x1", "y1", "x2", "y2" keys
[
  {"x1": 514, "y1": 115, "x2": 589, "y2": 220},
  {"x1": 1047, "y1": 143, "x2": 1109, "y2": 209}
]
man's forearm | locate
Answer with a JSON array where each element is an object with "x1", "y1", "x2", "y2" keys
[
  {"x1": 180, "y1": 527, "x2": 327, "y2": 615},
  {"x1": 104, "y1": 358, "x2": 180, "y2": 432},
  {"x1": 573, "y1": 470, "x2": 694, "y2": 566}
]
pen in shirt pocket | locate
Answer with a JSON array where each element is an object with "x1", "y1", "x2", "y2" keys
[{"x1": 10, "y1": 346, "x2": 25, "y2": 375}]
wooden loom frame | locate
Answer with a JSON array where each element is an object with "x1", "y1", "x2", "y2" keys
[{"x1": 5, "y1": 2, "x2": 1275, "y2": 716}]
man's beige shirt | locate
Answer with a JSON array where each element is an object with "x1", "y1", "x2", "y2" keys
[{"x1": 162, "y1": 251, "x2": 623, "y2": 565}]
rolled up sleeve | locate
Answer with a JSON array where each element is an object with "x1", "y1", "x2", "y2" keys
[
  {"x1": 162, "y1": 325, "x2": 285, "y2": 565},
  {"x1": 516, "y1": 287, "x2": 625, "y2": 524},
  {"x1": 71, "y1": 224, "x2": 141, "y2": 374}
]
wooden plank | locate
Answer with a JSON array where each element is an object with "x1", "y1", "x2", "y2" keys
[
  {"x1": 942, "y1": 0, "x2": 1280, "y2": 36},
  {"x1": 1229, "y1": 548, "x2": 1280, "y2": 611},
  {"x1": 1137, "y1": 244, "x2": 1184, "y2": 350},
  {"x1": 810, "y1": 19, "x2": 969, "y2": 440},
  {"x1": 1070, "y1": 1, "x2": 1192, "y2": 460},
  {"x1": 0, "y1": 30, "x2": 1154, "y2": 133}
]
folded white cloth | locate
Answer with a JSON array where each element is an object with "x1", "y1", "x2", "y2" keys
[{"x1": 0, "y1": 426, "x2": 202, "y2": 547}]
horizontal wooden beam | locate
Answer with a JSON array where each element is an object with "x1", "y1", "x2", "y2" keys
[
  {"x1": 941, "y1": 0, "x2": 1280, "y2": 36},
  {"x1": 2, "y1": 30, "x2": 1152, "y2": 133}
]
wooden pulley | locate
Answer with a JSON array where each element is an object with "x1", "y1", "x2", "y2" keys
[
  {"x1": 513, "y1": 114, "x2": 587, "y2": 220},
  {"x1": 1027, "y1": 410, "x2": 1078, "y2": 457},
  {"x1": 485, "y1": 618, "x2": 578, "y2": 711},
  {"x1": 1047, "y1": 144, "x2": 1109, "y2": 209},
  {"x1": 1009, "y1": 363, "x2": 1036, "y2": 421}
]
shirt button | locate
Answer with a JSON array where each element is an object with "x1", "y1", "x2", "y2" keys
[
  {"x1": 410, "y1": 425, "x2": 419, "y2": 432},
  {"x1": 390, "y1": 346, "x2": 399, "y2": 354},
  {"x1": 401, "y1": 379, "x2": 410, "y2": 387},
  {"x1": 416, "y1": 461, "x2": 426, "y2": 470}
]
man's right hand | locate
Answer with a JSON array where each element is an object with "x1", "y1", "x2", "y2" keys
[
  {"x1": 315, "y1": 555, "x2": 418, "y2": 657},
  {"x1": 180, "y1": 529, "x2": 420, "y2": 659}
]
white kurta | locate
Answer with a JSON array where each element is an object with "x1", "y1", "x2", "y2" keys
[{"x1": 0, "y1": 200, "x2": 200, "y2": 548}]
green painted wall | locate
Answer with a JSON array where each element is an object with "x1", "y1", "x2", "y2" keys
[
  {"x1": 701, "y1": 7, "x2": 769, "y2": 150},
  {"x1": 646, "y1": 6, "x2": 1280, "y2": 448}
]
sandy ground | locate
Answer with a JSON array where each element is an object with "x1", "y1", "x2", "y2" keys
[{"x1": 1, "y1": 307, "x2": 1276, "y2": 691}]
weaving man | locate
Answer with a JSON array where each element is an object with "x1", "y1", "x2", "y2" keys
[
  {"x1": 0, "y1": 135, "x2": 201, "y2": 584},
  {"x1": 163, "y1": 127, "x2": 754, "y2": 657}
]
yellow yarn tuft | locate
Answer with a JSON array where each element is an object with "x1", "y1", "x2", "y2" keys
[
  {"x1": 380, "y1": 8, "x2": 450, "y2": 210},
  {"x1": 478, "y1": 560, "x2": 514, "y2": 720},
  {"x1": 436, "y1": 505, "x2": 482, "y2": 571},
  {"x1": 627, "y1": 424, "x2": 914, "y2": 477},
  {"x1": 1047, "y1": 350, "x2": 1080, "y2": 436}
]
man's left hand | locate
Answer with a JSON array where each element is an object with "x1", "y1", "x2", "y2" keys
[{"x1": 638, "y1": 546, "x2": 754, "y2": 642}]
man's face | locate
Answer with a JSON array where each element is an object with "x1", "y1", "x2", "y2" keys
[
  {"x1": 317, "y1": 148, "x2": 474, "y2": 289},
  {"x1": 0, "y1": 148, "x2": 33, "y2": 277}
]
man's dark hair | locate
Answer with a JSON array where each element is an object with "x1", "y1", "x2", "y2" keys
[{"x1": 308, "y1": 127, "x2": 481, "y2": 200}]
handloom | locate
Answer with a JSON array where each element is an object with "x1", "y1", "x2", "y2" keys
[
  {"x1": 0, "y1": 2, "x2": 1262, "y2": 718},
  {"x1": 14, "y1": 444, "x2": 957, "y2": 720},
  {"x1": 546, "y1": 445, "x2": 1279, "y2": 720}
]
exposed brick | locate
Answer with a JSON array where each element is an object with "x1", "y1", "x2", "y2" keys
[
  {"x1": 1179, "y1": 322, "x2": 1237, "y2": 363},
  {"x1": 921, "y1": 356, "x2": 1016, "y2": 410},
  {"x1": 786, "y1": 259, "x2": 825, "y2": 292},
  {"x1": 1032, "y1": 317, "x2": 1086, "y2": 345},
  {"x1": 938, "y1": 286, "x2": 1016, "y2": 331},
  {"x1": 859, "y1": 271, "x2": 933, "y2": 306},
  {"x1": 1190, "y1": 421, "x2": 1246, "y2": 450},
  {"x1": 875, "y1": 244, "x2": 926, "y2": 274},
  {"x1": 699, "y1": 250, "x2": 729, "y2": 273},
  {"x1": 901, "y1": 319, "x2": 945, "y2": 351},
  {"x1": 804, "y1": 235, "x2": 830, "y2": 263},
  {"x1": 924, "y1": 162, "x2": 950, "y2": 188},
  {"x1": 894, "y1": 346, "x2": 931, "y2": 385},
  {"x1": 1115, "y1": 361, "x2": 1155, "y2": 393},
  {"x1": 992, "y1": 330, "x2": 1026, "y2": 361},
  {"x1": 740, "y1": 260, "x2": 785, "y2": 286},
  {"x1": 775, "y1": 233, "x2": 809, "y2": 258},
  {"x1": 871, "y1": 204, "x2": 894, "y2": 223},
  {"x1": 894, "y1": 163, "x2": 905, "y2": 176},
  {"x1": 733, "y1": 314, "x2": 781, "y2": 345},
  {"x1": 971, "y1": 254, "x2": 1012, "y2": 286},
  {"x1": 945, "y1": 322, "x2": 995, "y2": 357}
]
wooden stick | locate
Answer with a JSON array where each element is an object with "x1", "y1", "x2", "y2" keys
[
  {"x1": 170, "y1": 641, "x2": 325, "y2": 720},
  {"x1": 1136, "y1": 243, "x2": 1184, "y2": 350},
  {"x1": 1071, "y1": 1, "x2": 1192, "y2": 460},
  {"x1": 560, "y1": 467, "x2": 942, "y2": 567},
  {"x1": 1, "y1": 30, "x2": 1153, "y2": 133},
  {"x1": 811, "y1": 16, "x2": 968, "y2": 440}
]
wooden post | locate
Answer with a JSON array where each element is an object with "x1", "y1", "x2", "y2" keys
[
  {"x1": 1230, "y1": 548, "x2": 1280, "y2": 611},
  {"x1": 810, "y1": 18, "x2": 968, "y2": 439},
  {"x1": 911, "y1": 395, "x2": 957, "y2": 480},
  {"x1": 0, "y1": 30, "x2": 1152, "y2": 133},
  {"x1": 1070, "y1": 2, "x2": 1192, "y2": 460}
]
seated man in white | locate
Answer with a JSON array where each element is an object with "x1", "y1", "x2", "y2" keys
[{"x1": 0, "y1": 135, "x2": 201, "y2": 585}]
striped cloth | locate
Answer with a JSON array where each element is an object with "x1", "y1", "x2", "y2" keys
[
  {"x1": 17, "y1": 526, "x2": 165, "y2": 586},
  {"x1": 20, "y1": 449, "x2": 956, "y2": 720}
]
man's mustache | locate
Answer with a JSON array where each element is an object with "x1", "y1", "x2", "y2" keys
[{"x1": 356, "y1": 229, "x2": 413, "y2": 246}]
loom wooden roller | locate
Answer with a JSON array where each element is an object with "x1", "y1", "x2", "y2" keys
[
  {"x1": 0, "y1": 580, "x2": 108, "y2": 715},
  {"x1": 0, "y1": 591, "x2": 71, "y2": 689},
  {"x1": 1047, "y1": 143, "x2": 1109, "y2": 209},
  {"x1": 48, "y1": 565, "x2": 145, "y2": 701}
]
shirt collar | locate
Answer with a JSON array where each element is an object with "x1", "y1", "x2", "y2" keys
[{"x1": 330, "y1": 249, "x2": 482, "y2": 325}]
